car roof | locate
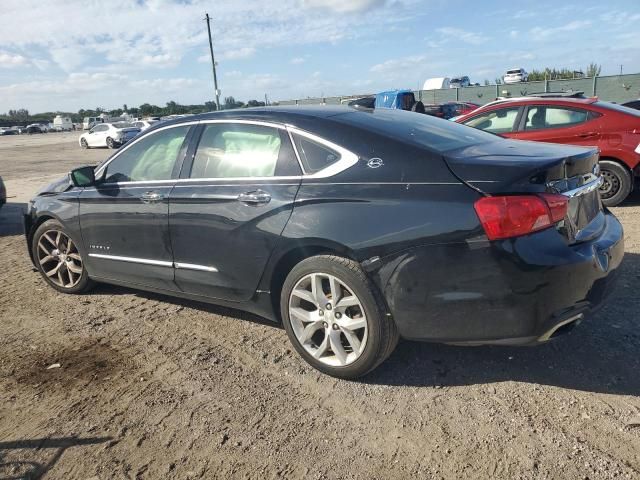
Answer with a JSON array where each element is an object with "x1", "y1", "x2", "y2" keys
[
  {"x1": 151, "y1": 105, "x2": 366, "y2": 130},
  {"x1": 473, "y1": 96, "x2": 598, "y2": 111}
]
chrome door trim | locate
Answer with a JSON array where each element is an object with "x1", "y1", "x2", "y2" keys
[
  {"x1": 88, "y1": 253, "x2": 220, "y2": 272},
  {"x1": 174, "y1": 262, "x2": 219, "y2": 272},
  {"x1": 88, "y1": 253, "x2": 173, "y2": 267}
]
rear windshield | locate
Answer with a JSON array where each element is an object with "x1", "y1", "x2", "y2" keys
[
  {"x1": 595, "y1": 101, "x2": 640, "y2": 118},
  {"x1": 344, "y1": 108, "x2": 498, "y2": 153},
  {"x1": 507, "y1": 69, "x2": 522, "y2": 74},
  {"x1": 113, "y1": 122, "x2": 135, "y2": 128}
]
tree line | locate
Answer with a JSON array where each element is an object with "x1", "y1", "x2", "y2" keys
[{"x1": 0, "y1": 96, "x2": 267, "y2": 124}]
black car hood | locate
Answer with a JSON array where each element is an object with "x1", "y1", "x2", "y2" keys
[
  {"x1": 36, "y1": 175, "x2": 72, "y2": 196},
  {"x1": 444, "y1": 139, "x2": 598, "y2": 194}
]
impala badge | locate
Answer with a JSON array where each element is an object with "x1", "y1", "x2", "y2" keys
[{"x1": 367, "y1": 157, "x2": 384, "y2": 169}]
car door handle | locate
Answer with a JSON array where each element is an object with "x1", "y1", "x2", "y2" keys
[
  {"x1": 578, "y1": 132, "x2": 597, "y2": 138},
  {"x1": 237, "y1": 190, "x2": 271, "y2": 205},
  {"x1": 140, "y1": 191, "x2": 164, "y2": 203}
]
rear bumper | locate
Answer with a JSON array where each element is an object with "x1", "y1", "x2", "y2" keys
[{"x1": 375, "y1": 211, "x2": 624, "y2": 344}]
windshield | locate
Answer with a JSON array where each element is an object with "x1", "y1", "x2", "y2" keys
[
  {"x1": 595, "y1": 101, "x2": 640, "y2": 118},
  {"x1": 344, "y1": 108, "x2": 499, "y2": 153}
]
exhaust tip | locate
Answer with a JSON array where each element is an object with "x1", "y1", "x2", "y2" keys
[{"x1": 539, "y1": 314, "x2": 584, "y2": 342}]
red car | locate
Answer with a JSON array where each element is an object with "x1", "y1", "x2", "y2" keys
[
  {"x1": 447, "y1": 101, "x2": 480, "y2": 117},
  {"x1": 456, "y1": 97, "x2": 640, "y2": 206}
]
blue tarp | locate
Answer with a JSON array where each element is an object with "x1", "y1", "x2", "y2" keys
[{"x1": 374, "y1": 90, "x2": 413, "y2": 109}]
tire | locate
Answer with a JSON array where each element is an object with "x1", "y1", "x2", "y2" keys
[
  {"x1": 411, "y1": 101, "x2": 426, "y2": 114},
  {"x1": 32, "y1": 219, "x2": 94, "y2": 294},
  {"x1": 280, "y1": 255, "x2": 399, "y2": 379},
  {"x1": 80, "y1": 138, "x2": 89, "y2": 149},
  {"x1": 106, "y1": 137, "x2": 115, "y2": 149},
  {"x1": 599, "y1": 160, "x2": 632, "y2": 207}
]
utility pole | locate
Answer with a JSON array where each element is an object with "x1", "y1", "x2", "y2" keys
[
  {"x1": 620, "y1": 65, "x2": 623, "y2": 76},
  {"x1": 205, "y1": 13, "x2": 221, "y2": 111}
]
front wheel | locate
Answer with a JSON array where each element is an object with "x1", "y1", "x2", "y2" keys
[
  {"x1": 280, "y1": 255, "x2": 399, "y2": 379},
  {"x1": 32, "y1": 219, "x2": 93, "y2": 294},
  {"x1": 106, "y1": 137, "x2": 116, "y2": 149},
  {"x1": 599, "y1": 160, "x2": 632, "y2": 207}
]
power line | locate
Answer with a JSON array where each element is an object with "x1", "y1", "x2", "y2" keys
[{"x1": 204, "y1": 13, "x2": 221, "y2": 111}]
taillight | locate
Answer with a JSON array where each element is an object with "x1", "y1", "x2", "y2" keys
[{"x1": 474, "y1": 194, "x2": 568, "y2": 240}]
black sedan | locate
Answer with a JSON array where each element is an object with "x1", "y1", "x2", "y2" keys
[{"x1": 24, "y1": 107, "x2": 623, "y2": 378}]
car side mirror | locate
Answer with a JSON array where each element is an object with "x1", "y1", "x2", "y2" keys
[{"x1": 69, "y1": 166, "x2": 96, "y2": 187}]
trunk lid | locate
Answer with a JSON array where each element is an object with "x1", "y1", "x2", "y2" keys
[{"x1": 445, "y1": 139, "x2": 603, "y2": 243}]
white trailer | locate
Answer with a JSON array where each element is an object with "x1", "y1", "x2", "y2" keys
[{"x1": 53, "y1": 115, "x2": 73, "y2": 131}]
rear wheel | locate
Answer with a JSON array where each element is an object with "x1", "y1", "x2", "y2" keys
[
  {"x1": 32, "y1": 219, "x2": 93, "y2": 294},
  {"x1": 106, "y1": 137, "x2": 115, "y2": 149},
  {"x1": 599, "y1": 160, "x2": 632, "y2": 207},
  {"x1": 280, "y1": 255, "x2": 398, "y2": 379},
  {"x1": 80, "y1": 138, "x2": 88, "y2": 149}
]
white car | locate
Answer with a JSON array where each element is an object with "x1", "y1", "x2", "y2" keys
[
  {"x1": 503, "y1": 67, "x2": 529, "y2": 84},
  {"x1": 79, "y1": 122, "x2": 140, "y2": 149},
  {"x1": 132, "y1": 119, "x2": 158, "y2": 131}
]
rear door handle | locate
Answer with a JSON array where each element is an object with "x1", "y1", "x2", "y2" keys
[
  {"x1": 141, "y1": 191, "x2": 164, "y2": 203},
  {"x1": 237, "y1": 190, "x2": 271, "y2": 205}
]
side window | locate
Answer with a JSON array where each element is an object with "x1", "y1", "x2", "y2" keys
[
  {"x1": 292, "y1": 134, "x2": 340, "y2": 174},
  {"x1": 524, "y1": 106, "x2": 589, "y2": 131},
  {"x1": 190, "y1": 123, "x2": 288, "y2": 179},
  {"x1": 463, "y1": 107, "x2": 520, "y2": 134},
  {"x1": 104, "y1": 125, "x2": 189, "y2": 183}
]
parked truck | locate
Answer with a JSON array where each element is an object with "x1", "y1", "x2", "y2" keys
[{"x1": 53, "y1": 115, "x2": 73, "y2": 131}]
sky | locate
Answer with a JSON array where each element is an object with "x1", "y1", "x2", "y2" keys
[{"x1": 0, "y1": 0, "x2": 639, "y2": 113}]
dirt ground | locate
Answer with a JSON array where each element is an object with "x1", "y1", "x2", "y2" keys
[{"x1": 1, "y1": 134, "x2": 639, "y2": 480}]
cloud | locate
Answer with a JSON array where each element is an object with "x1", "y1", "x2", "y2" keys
[
  {"x1": 530, "y1": 20, "x2": 592, "y2": 40},
  {"x1": 370, "y1": 55, "x2": 426, "y2": 74},
  {"x1": 301, "y1": 0, "x2": 387, "y2": 13},
  {"x1": 436, "y1": 27, "x2": 489, "y2": 45},
  {"x1": 49, "y1": 46, "x2": 90, "y2": 72},
  {"x1": 512, "y1": 9, "x2": 536, "y2": 19},
  {"x1": 0, "y1": 51, "x2": 29, "y2": 68},
  {"x1": 291, "y1": 57, "x2": 306, "y2": 64},
  {"x1": 219, "y1": 47, "x2": 256, "y2": 60}
]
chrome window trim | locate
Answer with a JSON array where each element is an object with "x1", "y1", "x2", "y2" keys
[
  {"x1": 94, "y1": 121, "x2": 199, "y2": 179},
  {"x1": 174, "y1": 262, "x2": 219, "y2": 272},
  {"x1": 286, "y1": 126, "x2": 360, "y2": 179},
  {"x1": 88, "y1": 253, "x2": 173, "y2": 267},
  {"x1": 199, "y1": 119, "x2": 287, "y2": 130},
  {"x1": 92, "y1": 118, "x2": 360, "y2": 185},
  {"x1": 174, "y1": 181, "x2": 300, "y2": 188}
]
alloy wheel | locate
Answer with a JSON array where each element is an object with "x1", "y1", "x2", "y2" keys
[
  {"x1": 36, "y1": 230, "x2": 84, "y2": 289},
  {"x1": 106, "y1": 137, "x2": 115, "y2": 148},
  {"x1": 288, "y1": 273, "x2": 368, "y2": 367},
  {"x1": 599, "y1": 170, "x2": 619, "y2": 200},
  {"x1": 80, "y1": 138, "x2": 88, "y2": 149}
]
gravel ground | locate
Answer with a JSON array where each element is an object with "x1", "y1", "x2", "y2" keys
[{"x1": 1, "y1": 134, "x2": 639, "y2": 480}]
